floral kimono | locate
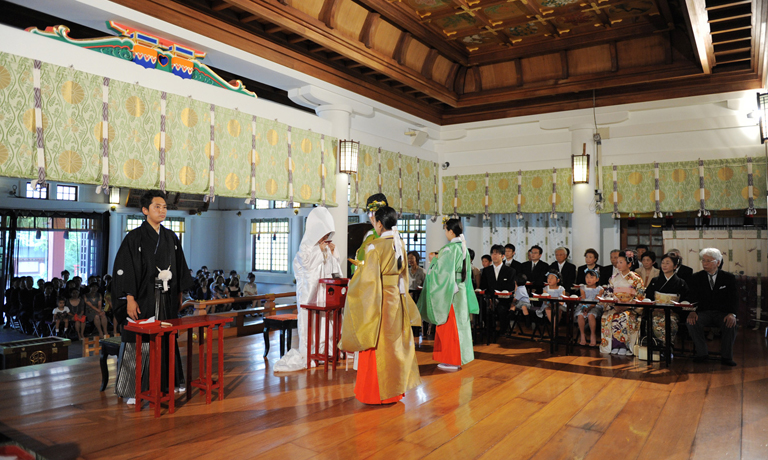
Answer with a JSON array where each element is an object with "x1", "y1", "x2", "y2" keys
[{"x1": 600, "y1": 271, "x2": 644, "y2": 354}]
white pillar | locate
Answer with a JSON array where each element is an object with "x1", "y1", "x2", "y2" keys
[
  {"x1": 317, "y1": 105, "x2": 351, "y2": 277},
  {"x1": 570, "y1": 125, "x2": 601, "y2": 262}
]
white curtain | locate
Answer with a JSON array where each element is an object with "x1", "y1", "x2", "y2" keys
[
  {"x1": 481, "y1": 213, "x2": 573, "y2": 265},
  {"x1": 664, "y1": 229, "x2": 767, "y2": 277}
]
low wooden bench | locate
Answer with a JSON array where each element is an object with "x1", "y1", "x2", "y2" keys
[{"x1": 185, "y1": 293, "x2": 297, "y2": 339}]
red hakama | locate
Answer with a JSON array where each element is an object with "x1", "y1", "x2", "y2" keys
[
  {"x1": 354, "y1": 349, "x2": 404, "y2": 405},
  {"x1": 433, "y1": 305, "x2": 461, "y2": 366}
]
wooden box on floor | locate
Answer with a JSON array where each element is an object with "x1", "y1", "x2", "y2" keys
[{"x1": 0, "y1": 337, "x2": 71, "y2": 370}]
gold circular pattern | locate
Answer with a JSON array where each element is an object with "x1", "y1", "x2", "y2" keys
[
  {"x1": 671, "y1": 169, "x2": 686, "y2": 182},
  {"x1": 61, "y1": 80, "x2": 84, "y2": 104},
  {"x1": 406, "y1": 163, "x2": 413, "y2": 175},
  {"x1": 628, "y1": 172, "x2": 643, "y2": 185},
  {"x1": 650, "y1": 190, "x2": 666, "y2": 203},
  {"x1": 406, "y1": 198, "x2": 414, "y2": 209},
  {"x1": 301, "y1": 138, "x2": 312, "y2": 154},
  {"x1": 58, "y1": 150, "x2": 83, "y2": 174},
  {"x1": 694, "y1": 189, "x2": 711, "y2": 201},
  {"x1": 517, "y1": 196, "x2": 526, "y2": 207},
  {"x1": 205, "y1": 143, "x2": 220, "y2": 160},
  {"x1": 332, "y1": 189, "x2": 336, "y2": 204},
  {"x1": 93, "y1": 122, "x2": 116, "y2": 143},
  {"x1": 0, "y1": 65, "x2": 10, "y2": 90},
  {"x1": 266, "y1": 178, "x2": 278, "y2": 196},
  {"x1": 285, "y1": 158, "x2": 294, "y2": 172},
  {"x1": 123, "y1": 159, "x2": 145, "y2": 180},
  {"x1": 498, "y1": 178, "x2": 509, "y2": 190},
  {"x1": 125, "y1": 96, "x2": 146, "y2": 117},
  {"x1": 742, "y1": 186, "x2": 759, "y2": 200},
  {"x1": 252, "y1": 151, "x2": 260, "y2": 167},
  {"x1": 267, "y1": 129, "x2": 279, "y2": 146},
  {"x1": 225, "y1": 173, "x2": 240, "y2": 190},
  {"x1": 717, "y1": 166, "x2": 733, "y2": 181},
  {"x1": 0, "y1": 143, "x2": 8, "y2": 165},
  {"x1": 179, "y1": 166, "x2": 196, "y2": 185},
  {"x1": 181, "y1": 107, "x2": 198, "y2": 128},
  {"x1": 300, "y1": 184, "x2": 312, "y2": 200},
  {"x1": 227, "y1": 119, "x2": 241, "y2": 137},
  {"x1": 616, "y1": 191, "x2": 623, "y2": 204},
  {"x1": 23, "y1": 109, "x2": 49, "y2": 132},
  {"x1": 387, "y1": 158, "x2": 395, "y2": 171},
  {"x1": 318, "y1": 164, "x2": 327, "y2": 177},
  {"x1": 531, "y1": 176, "x2": 543, "y2": 189},
  {"x1": 423, "y1": 166, "x2": 430, "y2": 177},
  {"x1": 548, "y1": 194, "x2": 562, "y2": 206},
  {"x1": 153, "y1": 133, "x2": 172, "y2": 152},
  {"x1": 466, "y1": 180, "x2": 477, "y2": 192},
  {"x1": 364, "y1": 153, "x2": 373, "y2": 166}
]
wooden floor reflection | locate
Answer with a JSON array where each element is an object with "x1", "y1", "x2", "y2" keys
[{"x1": 0, "y1": 327, "x2": 765, "y2": 460}]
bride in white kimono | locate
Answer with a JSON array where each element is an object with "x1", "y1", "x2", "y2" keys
[{"x1": 274, "y1": 207, "x2": 341, "y2": 372}]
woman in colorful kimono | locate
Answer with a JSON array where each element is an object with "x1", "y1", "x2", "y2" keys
[
  {"x1": 600, "y1": 250, "x2": 645, "y2": 356},
  {"x1": 340, "y1": 206, "x2": 422, "y2": 404},
  {"x1": 417, "y1": 218, "x2": 478, "y2": 370},
  {"x1": 645, "y1": 252, "x2": 689, "y2": 346}
]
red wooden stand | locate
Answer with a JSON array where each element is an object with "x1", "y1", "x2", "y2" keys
[{"x1": 301, "y1": 278, "x2": 348, "y2": 371}]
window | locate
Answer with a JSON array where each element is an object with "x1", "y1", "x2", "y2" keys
[
  {"x1": 348, "y1": 215, "x2": 360, "y2": 224},
  {"x1": 251, "y1": 218, "x2": 289, "y2": 272},
  {"x1": 399, "y1": 215, "x2": 426, "y2": 266},
  {"x1": 253, "y1": 199, "x2": 271, "y2": 210},
  {"x1": 126, "y1": 215, "x2": 185, "y2": 244},
  {"x1": 56, "y1": 185, "x2": 78, "y2": 201},
  {"x1": 26, "y1": 182, "x2": 48, "y2": 199},
  {"x1": 274, "y1": 201, "x2": 301, "y2": 209}
]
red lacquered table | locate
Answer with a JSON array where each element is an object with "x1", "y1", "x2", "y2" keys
[
  {"x1": 124, "y1": 315, "x2": 232, "y2": 417},
  {"x1": 302, "y1": 278, "x2": 349, "y2": 371}
]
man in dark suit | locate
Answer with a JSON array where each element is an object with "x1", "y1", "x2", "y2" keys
[
  {"x1": 33, "y1": 282, "x2": 57, "y2": 323},
  {"x1": 668, "y1": 248, "x2": 694, "y2": 284},
  {"x1": 550, "y1": 247, "x2": 576, "y2": 292},
  {"x1": 686, "y1": 248, "x2": 738, "y2": 366},
  {"x1": 521, "y1": 245, "x2": 549, "y2": 294},
  {"x1": 503, "y1": 244, "x2": 523, "y2": 274},
  {"x1": 481, "y1": 244, "x2": 516, "y2": 336}
]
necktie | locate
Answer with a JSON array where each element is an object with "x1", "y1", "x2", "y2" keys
[{"x1": 709, "y1": 274, "x2": 715, "y2": 289}]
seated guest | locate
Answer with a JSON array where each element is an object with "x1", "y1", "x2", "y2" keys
[
  {"x1": 68, "y1": 288, "x2": 86, "y2": 340},
  {"x1": 242, "y1": 273, "x2": 259, "y2": 309},
  {"x1": 686, "y1": 248, "x2": 738, "y2": 366},
  {"x1": 521, "y1": 245, "x2": 548, "y2": 294},
  {"x1": 84, "y1": 282, "x2": 108, "y2": 339},
  {"x1": 600, "y1": 251, "x2": 644, "y2": 356},
  {"x1": 53, "y1": 296, "x2": 70, "y2": 336},
  {"x1": 212, "y1": 276, "x2": 228, "y2": 300},
  {"x1": 542, "y1": 271, "x2": 566, "y2": 323},
  {"x1": 480, "y1": 244, "x2": 516, "y2": 335},
  {"x1": 635, "y1": 251, "x2": 660, "y2": 288},
  {"x1": 407, "y1": 251, "x2": 426, "y2": 294},
  {"x1": 195, "y1": 275, "x2": 213, "y2": 301},
  {"x1": 549, "y1": 247, "x2": 576, "y2": 291},
  {"x1": 576, "y1": 248, "x2": 603, "y2": 286},
  {"x1": 481, "y1": 254, "x2": 491, "y2": 269},
  {"x1": 576, "y1": 269, "x2": 603, "y2": 347},
  {"x1": 504, "y1": 244, "x2": 523, "y2": 272},
  {"x1": 227, "y1": 277, "x2": 241, "y2": 298},
  {"x1": 511, "y1": 273, "x2": 531, "y2": 317},
  {"x1": 602, "y1": 249, "x2": 621, "y2": 285},
  {"x1": 33, "y1": 282, "x2": 57, "y2": 324},
  {"x1": 667, "y1": 248, "x2": 694, "y2": 284},
  {"x1": 18, "y1": 277, "x2": 36, "y2": 331},
  {"x1": 3, "y1": 277, "x2": 20, "y2": 328},
  {"x1": 646, "y1": 253, "x2": 688, "y2": 346},
  {"x1": 469, "y1": 249, "x2": 481, "y2": 290}
]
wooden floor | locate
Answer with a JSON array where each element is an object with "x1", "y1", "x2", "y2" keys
[{"x1": 0, "y1": 327, "x2": 766, "y2": 460}]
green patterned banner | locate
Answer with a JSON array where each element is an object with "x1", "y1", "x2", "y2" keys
[
  {"x1": 355, "y1": 144, "x2": 438, "y2": 215},
  {"x1": 442, "y1": 169, "x2": 574, "y2": 215},
  {"x1": 0, "y1": 52, "x2": 338, "y2": 205},
  {"x1": 601, "y1": 157, "x2": 767, "y2": 214}
]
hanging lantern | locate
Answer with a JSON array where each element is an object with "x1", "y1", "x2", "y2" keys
[
  {"x1": 572, "y1": 143, "x2": 590, "y2": 184},
  {"x1": 338, "y1": 140, "x2": 359, "y2": 174}
]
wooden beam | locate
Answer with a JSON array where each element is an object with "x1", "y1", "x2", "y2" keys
[
  {"x1": 609, "y1": 41, "x2": 618, "y2": 72},
  {"x1": 560, "y1": 50, "x2": 569, "y2": 80},
  {"x1": 393, "y1": 32, "x2": 411, "y2": 66},
  {"x1": 514, "y1": 58, "x2": 523, "y2": 87},
  {"x1": 211, "y1": 1, "x2": 232, "y2": 12},
  {"x1": 359, "y1": 11, "x2": 380, "y2": 49},
  {"x1": 265, "y1": 25, "x2": 283, "y2": 34},
  {"x1": 454, "y1": 66, "x2": 467, "y2": 95},
  {"x1": 683, "y1": 0, "x2": 715, "y2": 74},
  {"x1": 444, "y1": 62, "x2": 460, "y2": 92},
  {"x1": 471, "y1": 66, "x2": 483, "y2": 92},
  {"x1": 664, "y1": 31, "x2": 673, "y2": 65},
  {"x1": 288, "y1": 35, "x2": 308, "y2": 44},
  {"x1": 318, "y1": 0, "x2": 339, "y2": 29},
  {"x1": 654, "y1": 0, "x2": 677, "y2": 29},
  {"x1": 421, "y1": 49, "x2": 439, "y2": 80},
  {"x1": 240, "y1": 13, "x2": 260, "y2": 23}
]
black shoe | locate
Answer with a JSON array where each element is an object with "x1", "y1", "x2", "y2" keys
[
  {"x1": 693, "y1": 355, "x2": 708, "y2": 363},
  {"x1": 721, "y1": 359, "x2": 737, "y2": 366}
]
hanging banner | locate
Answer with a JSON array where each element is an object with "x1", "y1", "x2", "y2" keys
[
  {"x1": 483, "y1": 171, "x2": 490, "y2": 221},
  {"x1": 612, "y1": 164, "x2": 619, "y2": 218},
  {"x1": 550, "y1": 167, "x2": 557, "y2": 219},
  {"x1": 31, "y1": 59, "x2": 47, "y2": 190},
  {"x1": 697, "y1": 158, "x2": 709, "y2": 216},
  {"x1": 320, "y1": 134, "x2": 326, "y2": 207},
  {"x1": 96, "y1": 76, "x2": 110, "y2": 194},
  {"x1": 287, "y1": 126, "x2": 293, "y2": 207},
  {"x1": 747, "y1": 156, "x2": 756, "y2": 215},
  {"x1": 203, "y1": 103, "x2": 215, "y2": 202},
  {"x1": 158, "y1": 91, "x2": 167, "y2": 193},
  {"x1": 516, "y1": 169, "x2": 523, "y2": 219},
  {"x1": 653, "y1": 162, "x2": 661, "y2": 218}
]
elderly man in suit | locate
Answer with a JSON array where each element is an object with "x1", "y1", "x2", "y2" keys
[
  {"x1": 686, "y1": 248, "x2": 738, "y2": 366},
  {"x1": 549, "y1": 247, "x2": 576, "y2": 292}
]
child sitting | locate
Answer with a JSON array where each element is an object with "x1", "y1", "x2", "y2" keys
[
  {"x1": 510, "y1": 273, "x2": 531, "y2": 316},
  {"x1": 543, "y1": 271, "x2": 565, "y2": 322},
  {"x1": 53, "y1": 296, "x2": 70, "y2": 336},
  {"x1": 576, "y1": 269, "x2": 604, "y2": 347}
]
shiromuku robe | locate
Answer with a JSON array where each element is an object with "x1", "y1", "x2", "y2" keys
[
  {"x1": 112, "y1": 221, "x2": 193, "y2": 397},
  {"x1": 273, "y1": 207, "x2": 341, "y2": 373},
  {"x1": 417, "y1": 240, "x2": 478, "y2": 365},
  {"x1": 340, "y1": 232, "x2": 422, "y2": 403}
]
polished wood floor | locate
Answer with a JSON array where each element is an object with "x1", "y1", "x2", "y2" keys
[{"x1": 0, "y1": 327, "x2": 766, "y2": 460}]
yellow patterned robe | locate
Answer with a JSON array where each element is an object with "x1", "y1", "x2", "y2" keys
[{"x1": 339, "y1": 234, "x2": 422, "y2": 400}]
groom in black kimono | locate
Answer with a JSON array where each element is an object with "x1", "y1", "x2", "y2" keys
[{"x1": 112, "y1": 190, "x2": 194, "y2": 404}]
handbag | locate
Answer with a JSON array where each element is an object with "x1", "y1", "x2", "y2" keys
[{"x1": 635, "y1": 335, "x2": 661, "y2": 360}]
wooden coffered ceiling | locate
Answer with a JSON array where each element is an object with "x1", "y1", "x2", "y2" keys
[{"x1": 111, "y1": 0, "x2": 767, "y2": 125}]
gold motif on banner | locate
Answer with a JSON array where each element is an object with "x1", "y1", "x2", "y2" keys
[
  {"x1": 123, "y1": 159, "x2": 145, "y2": 180},
  {"x1": 628, "y1": 172, "x2": 643, "y2": 185},
  {"x1": 318, "y1": 164, "x2": 326, "y2": 177},
  {"x1": 153, "y1": 133, "x2": 172, "y2": 152},
  {"x1": 531, "y1": 176, "x2": 543, "y2": 188},
  {"x1": 266, "y1": 178, "x2": 278, "y2": 196},
  {"x1": 466, "y1": 180, "x2": 477, "y2": 192},
  {"x1": 252, "y1": 151, "x2": 260, "y2": 167},
  {"x1": 650, "y1": 190, "x2": 666, "y2": 203},
  {"x1": 58, "y1": 150, "x2": 83, "y2": 174},
  {"x1": 204, "y1": 143, "x2": 220, "y2": 160},
  {"x1": 672, "y1": 169, "x2": 686, "y2": 182},
  {"x1": 301, "y1": 138, "x2": 312, "y2": 153},
  {"x1": 227, "y1": 119, "x2": 241, "y2": 137},
  {"x1": 694, "y1": 189, "x2": 711, "y2": 201},
  {"x1": 331, "y1": 189, "x2": 336, "y2": 203},
  {"x1": 179, "y1": 166, "x2": 195, "y2": 185},
  {"x1": 300, "y1": 184, "x2": 312, "y2": 200},
  {"x1": 549, "y1": 194, "x2": 561, "y2": 205},
  {"x1": 406, "y1": 163, "x2": 413, "y2": 175},
  {"x1": 0, "y1": 143, "x2": 8, "y2": 165},
  {"x1": 387, "y1": 158, "x2": 394, "y2": 170},
  {"x1": 0, "y1": 65, "x2": 10, "y2": 90},
  {"x1": 284, "y1": 158, "x2": 293, "y2": 172},
  {"x1": 61, "y1": 80, "x2": 84, "y2": 104},
  {"x1": 125, "y1": 96, "x2": 146, "y2": 117},
  {"x1": 93, "y1": 122, "x2": 115, "y2": 143},
  {"x1": 406, "y1": 198, "x2": 413, "y2": 209},
  {"x1": 266, "y1": 129, "x2": 279, "y2": 146},
  {"x1": 181, "y1": 107, "x2": 198, "y2": 127},
  {"x1": 225, "y1": 173, "x2": 240, "y2": 190},
  {"x1": 717, "y1": 166, "x2": 733, "y2": 181},
  {"x1": 742, "y1": 186, "x2": 759, "y2": 200},
  {"x1": 498, "y1": 178, "x2": 509, "y2": 190},
  {"x1": 23, "y1": 109, "x2": 49, "y2": 132},
  {"x1": 364, "y1": 152, "x2": 372, "y2": 166}
]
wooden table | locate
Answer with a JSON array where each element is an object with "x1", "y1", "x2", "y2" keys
[
  {"x1": 642, "y1": 301, "x2": 697, "y2": 368},
  {"x1": 530, "y1": 296, "x2": 596, "y2": 355},
  {"x1": 124, "y1": 315, "x2": 233, "y2": 417},
  {"x1": 301, "y1": 302, "x2": 344, "y2": 371}
]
